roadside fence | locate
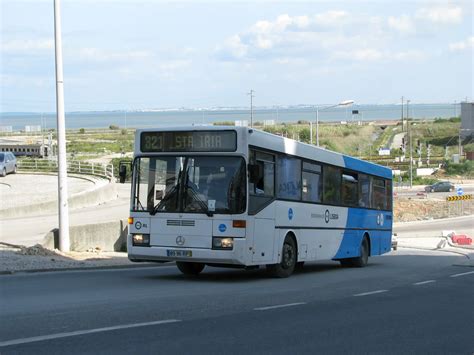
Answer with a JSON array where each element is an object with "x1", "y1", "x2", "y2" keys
[{"x1": 17, "y1": 159, "x2": 114, "y2": 180}]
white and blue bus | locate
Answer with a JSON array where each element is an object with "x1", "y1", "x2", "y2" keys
[{"x1": 120, "y1": 126, "x2": 393, "y2": 277}]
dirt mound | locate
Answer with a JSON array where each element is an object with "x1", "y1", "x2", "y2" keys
[{"x1": 16, "y1": 244, "x2": 65, "y2": 257}]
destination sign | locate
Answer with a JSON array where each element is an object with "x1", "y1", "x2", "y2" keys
[{"x1": 140, "y1": 130, "x2": 237, "y2": 152}]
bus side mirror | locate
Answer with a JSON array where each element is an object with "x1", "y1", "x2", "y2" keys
[
  {"x1": 119, "y1": 162, "x2": 128, "y2": 183},
  {"x1": 248, "y1": 164, "x2": 262, "y2": 184}
]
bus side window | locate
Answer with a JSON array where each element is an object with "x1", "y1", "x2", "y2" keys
[
  {"x1": 358, "y1": 174, "x2": 371, "y2": 208},
  {"x1": 372, "y1": 177, "x2": 386, "y2": 210},
  {"x1": 249, "y1": 150, "x2": 275, "y2": 214},
  {"x1": 323, "y1": 166, "x2": 341, "y2": 205},
  {"x1": 302, "y1": 161, "x2": 321, "y2": 203}
]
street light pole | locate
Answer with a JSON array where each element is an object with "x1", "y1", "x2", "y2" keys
[
  {"x1": 313, "y1": 100, "x2": 354, "y2": 147},
  {"x1": 247, "y1": 89, "x2": 255, "y2": 127},
  {"x1": 316, "y1": 108, "x2": 320, "y2": 146},
  {"x1": 54, "y1": 0, "x2": 70, "y2": 251},
  {"x1": 409, "y1": 122, "x2": 413, "y2": 188}
]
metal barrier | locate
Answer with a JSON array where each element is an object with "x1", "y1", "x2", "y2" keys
[{"x1": 17, "y1": 159, "x2": 114, "y2": 180}]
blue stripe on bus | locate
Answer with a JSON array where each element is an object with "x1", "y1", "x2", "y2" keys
[
  {"x1": 333, "y1": 208, "x2": 392, "y2": 259},
  {"x1": 342, "y1": 155, "x2": 392, "y2": 179}
]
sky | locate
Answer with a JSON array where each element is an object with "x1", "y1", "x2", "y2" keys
[{"x1": 0, "y1": 0, "x2": 473, "y2": 112}]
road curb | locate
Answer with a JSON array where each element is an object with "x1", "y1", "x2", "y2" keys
[{"x1": 0, "y1": 261, "x2": 173, "y2": 276}]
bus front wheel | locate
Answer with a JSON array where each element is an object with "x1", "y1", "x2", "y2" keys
[
  {"x1": 267, "y1": 236, "x2": 297, "y2": 278},
  {"x1": 176, "y1": 262, "x2": 205, "y2": 276}
]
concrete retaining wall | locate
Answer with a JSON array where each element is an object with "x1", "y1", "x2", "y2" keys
[
  {"x1": 43, "y1": 219, "x2": 128, "y2": 252},
  {"x1": 0, "y1": 178, "x2": 118, "y2": 219}
]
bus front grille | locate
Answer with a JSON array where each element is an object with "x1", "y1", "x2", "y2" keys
[{"x1": 167, "y1": 219, "x2": 195, "y2": 227}]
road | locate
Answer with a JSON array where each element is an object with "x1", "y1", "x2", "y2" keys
[
  {"x1": 1, "y1": 249, "x2": 473, "y2": 354},
  {"x1": 394, "y1": 215, "x2": 473, "y2": 238}
]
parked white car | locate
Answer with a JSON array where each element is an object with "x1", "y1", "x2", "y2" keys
[{"x1": 0, "y1": 152, "x2": 17, "y2": 177}]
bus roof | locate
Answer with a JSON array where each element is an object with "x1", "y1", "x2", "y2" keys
[{"x1": 135, "y1": 126, "x2": 392, "y2": 180}]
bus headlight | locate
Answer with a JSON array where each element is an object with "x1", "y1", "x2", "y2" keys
[
  {"x1": 132, "y1": 234, "x2": 150, "y2": 247},
  {"x1": 212, "y1": 237, "x2": 234, "y2": 250}
]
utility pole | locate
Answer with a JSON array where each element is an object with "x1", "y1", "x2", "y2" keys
[
  {"x1": 409, "y1": 123, "x2": 413, "y2": 188},
  {"x1": 459, "y1": 130, "x2": 462, "y2": 157},
  {"x1": 401, "y1": 96, "x2": 404, "y2": 131},
  {"x1": 54, "y1": 0, "x2": 70, "y2": 252},
  {"x1": 247, "y1": 90, "x2": 255, "y2": 127},
  {"x1": 406, "y1": 99, "x2": 410, "y2": 123}
]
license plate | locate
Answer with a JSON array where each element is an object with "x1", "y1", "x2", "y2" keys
[{"x1": 167, "y1": 249, "x2": 192, "y2": 257}]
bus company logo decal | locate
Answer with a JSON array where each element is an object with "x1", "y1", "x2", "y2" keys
[
  {"x1": 219, "y1": 224, "x2": 227, "y2": 232},
  {"x1": 325, "y1": 210, "x2": 330, "y2": 223},
  {"x1": 176, "y1": 236, "x2": 185, "y2": 246},
  {"x1": 325, "y1": 210, "x2": 339, "y2": 223},
  {"x1": 288, "y1": 208, "x2": 294, "y2": 220},
  {"x1": 311, "y1": 210, "x2": 339, "y2": 223},
  {"x1": 377, "y1": 213, "x2": 384, "y2": 226},
  {"x1": 135, "y1": 221, "x2": 142, "y2": 230}
]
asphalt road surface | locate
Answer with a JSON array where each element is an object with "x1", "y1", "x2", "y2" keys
[
  {"x1": 1, "y1": 249, "x2": 473, "y2": 354},
  {"x1": 394, "y1": 215, "x2": 473, "y2": 237}
]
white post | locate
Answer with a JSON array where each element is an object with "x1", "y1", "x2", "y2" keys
[
  {"x1": 310, "y1": 121, "x2": 313, "y2": 145},
  {"x1": 54, "y1": 0, "x2": 70, "y2": 252}
]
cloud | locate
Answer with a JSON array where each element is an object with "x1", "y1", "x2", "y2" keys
[
  {"x1": 416, "y1": 4, "x2": 463, "y2": 24},
  {"x1": 333, "y1": 49, "x2": 425, "y2": 62},
  {"x1": 314, "y1": 10, "x2": 350, "y2": 27},
  {"x1": 215, "y1": 11, "x2": 357, "y2": 61},
  {"x1": 449, "y1": 36, "x2": 474, "y2": 51},
  {"x1": 333, "y1": 49, "x2": 383, "y2": 61},
  {"x1": 387, "y1": 15, "x2": 416, "y2": 34},
  {"x1": 2, "y1": 39, "x2": 54, "y2": 53},
  {"x1": 75, "y1": 48, "x2": 152, "y2": 62}
]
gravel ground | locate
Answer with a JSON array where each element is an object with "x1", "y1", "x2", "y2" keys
[{"x1": 0, "y1": 243, "x2": 141, "y2": 273}]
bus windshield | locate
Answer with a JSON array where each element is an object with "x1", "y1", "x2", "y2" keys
[{"x1": 133, "y1": 156, "x2": 246, "y2": 215}]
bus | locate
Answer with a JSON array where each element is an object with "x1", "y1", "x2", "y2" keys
[{"x1": 119, "y1": 126, "x2": 393, "y2": 277}]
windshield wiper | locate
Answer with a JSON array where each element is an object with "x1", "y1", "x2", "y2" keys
[
  {"x1": 150, "y1": 184, "x2": 179, "y2": 215},
  {"x1": 184, "y1": 172, "x2": 213, "y2": 217}
]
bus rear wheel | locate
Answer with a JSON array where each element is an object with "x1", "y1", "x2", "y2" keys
[
  {"x1": 176, "y1": 262, "x2": 205, "y2": 276},
  {"x1": 267, "y1": 236, "x2": 297, "y2": 278},
  {"x1": 339, "y1": 237, "x2": 369, "y2": 268}
]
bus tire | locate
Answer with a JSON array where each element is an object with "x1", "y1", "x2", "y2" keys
[
  {"x1": 176, "y1": 262, "x2": 205, "y2": 276},
  {"x1": 296, "y1": 261, "x2": 305, "y2": 270},
  {"x1": 267, "y1": 236, "x2": 297, "y2": 278},
  {"x1": 352, "y1": 236, "x2": 369, "y2": 267},
  {"x1": 339, "y1": 259, "x2": 352, "y2": 267},
  {"x1": 1, "y1": 168, "x2": 5, "y2": 177}
]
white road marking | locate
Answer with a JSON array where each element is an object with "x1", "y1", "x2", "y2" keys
[
  {"x1": 450, "y1": 270, "x2": 474, "y2": 278},
  {"x1": 413, "y1": 280, "x2": 436, "y2": 285},
  {"x1": 254, "y1": 302, "x2": 306, "y2": 311},
  {"x1": 0, "y1": 319, "x2": 181, "y2": 347},
  {"x1": 353, "y1": 290, "x2": 388, "y2": 297}
]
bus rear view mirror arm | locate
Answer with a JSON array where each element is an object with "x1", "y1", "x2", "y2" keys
[
  {"x1": 248, "y1": 164, "x2": 262, "y2": 184},
  {"x1": 118, "y1": 161, "x2": 130, "y2": 183}
]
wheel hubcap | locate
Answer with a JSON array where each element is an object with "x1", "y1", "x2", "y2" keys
[{"x1": 282, "y1": 243, "x2": 294, "y2": 269}]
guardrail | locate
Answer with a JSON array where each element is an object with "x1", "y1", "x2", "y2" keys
[{"x1": 17, "y1": 159, "x2": 114, "y2": 180}]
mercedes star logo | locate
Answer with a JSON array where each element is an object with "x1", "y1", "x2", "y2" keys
[{"x1": 176, "y1": 236, "x2": 185, "y2": 246}]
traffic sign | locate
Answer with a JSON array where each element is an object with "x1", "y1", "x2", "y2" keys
[
  {"x1": 456, "y1": 187, "x2": 464, "y2": 196},
  {"x1": 446, "y1": 194, "x2": 472, "y2": 202}
]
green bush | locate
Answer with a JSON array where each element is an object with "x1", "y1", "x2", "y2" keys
[
  {"x1": 109, "y1": 124, "x2": 120, "y2": 130},
  {"x1": 444, "y1": 160, "x2": 474, "y2": 176},
  {"x1": 79, "y1": 128, "x2": 85, "y2": 134}
]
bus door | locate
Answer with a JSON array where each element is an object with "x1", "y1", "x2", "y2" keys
[{"x1": 249, "y1": 150, "x2": 276, "y2": 263}]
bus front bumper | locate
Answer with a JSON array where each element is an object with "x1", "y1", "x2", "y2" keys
[{"x1": 128, "y1": 237, "x2": 248, "y2": 266}]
